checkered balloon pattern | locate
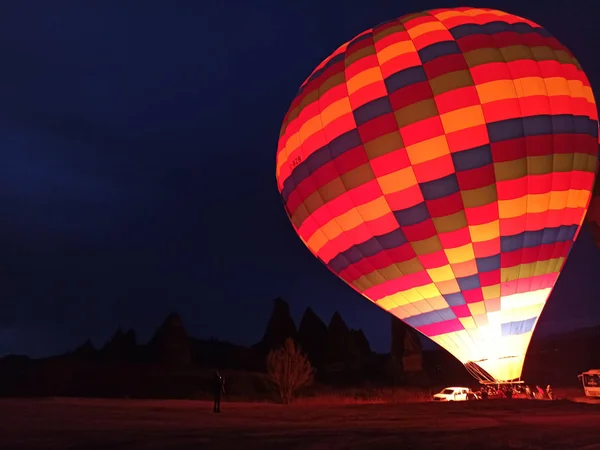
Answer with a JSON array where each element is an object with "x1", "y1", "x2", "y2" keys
[{"x1": 275, "y1": 7, "x2": 598, "y2": 382}]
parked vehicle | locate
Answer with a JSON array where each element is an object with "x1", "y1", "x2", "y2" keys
[
  {"x1": 432, "y1": 387, "x2": 470, "y2": 401},
  {"x1": 578, "y1": 369, "x2": 600, "y2": 397}
]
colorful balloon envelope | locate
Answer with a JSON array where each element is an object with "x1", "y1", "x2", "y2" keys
[{"x1": 276, "y1": 7, "x2": 598, "y2": 383}]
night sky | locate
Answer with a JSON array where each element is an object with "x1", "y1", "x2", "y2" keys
[{"x1": 2, "y1": 0, "x2": 600, "y2": 358}]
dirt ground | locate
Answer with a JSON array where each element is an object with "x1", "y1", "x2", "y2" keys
[{"x1": 1, "y1": 398, "x2": 600, "y2": 449}]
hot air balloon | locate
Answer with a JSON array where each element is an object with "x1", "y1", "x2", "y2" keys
[{"x1": 275, "y1": 7, "x2": 598, "y2": 383}]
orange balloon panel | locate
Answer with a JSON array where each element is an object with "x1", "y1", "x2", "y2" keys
[{"x1": 276, "y1": 7, "x2": 598, "y2": 382}]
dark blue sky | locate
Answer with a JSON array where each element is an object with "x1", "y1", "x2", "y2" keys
[{"x1": 2, "y1": 0, "x2": 600, "y2": 357}]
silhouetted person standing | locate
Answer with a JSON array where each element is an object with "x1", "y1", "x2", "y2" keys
[{"x1": 213, "y1": 371, "x2": 225, "y2": 413}]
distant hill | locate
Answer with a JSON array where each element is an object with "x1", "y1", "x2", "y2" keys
[
  {"x1": 0, "y1": 303, "x2": 598, "y2": 398},
  {"x1": 0, "y1": 299, "x2": 389, "y2": 398}
]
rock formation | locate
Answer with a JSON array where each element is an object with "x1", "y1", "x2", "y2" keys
[
  {"x1": 147, "y1": 313, "x2": 191, "y2": 366},
  {"x1": 101, "y1": 328, "x2": 137, "y2": 362},
  {"x1": 391, "y1": 316, "x2": 424, "y2": 383},
  {"x1": 254, "y1": 297, "x2": 297, "y2": 356},
  {"x1": 297, "y1": 307, "x2": 327, "y2": 367},
  {"x1": 322, "y1": 311, "x2": 368, "y2": 383},
  {"x1": 70, "y1": 338, "x2": 97, "y2": 360}
]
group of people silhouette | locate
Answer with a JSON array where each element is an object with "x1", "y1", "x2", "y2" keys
[{"x1": 474, "y1": 384, "x2": 553, "y2": 400}]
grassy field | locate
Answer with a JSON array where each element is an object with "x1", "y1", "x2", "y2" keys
[{"x1": 1, "y1": 397, "x2": 600, "y2": 449}]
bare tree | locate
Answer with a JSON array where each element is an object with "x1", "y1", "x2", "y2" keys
[{"x1": 266, "y1": 338, "x2": 315, "y2": 404}]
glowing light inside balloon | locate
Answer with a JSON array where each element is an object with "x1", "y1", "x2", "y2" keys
[{"x1": 275, "y1": 7, "x2": 598, "y2": 382}]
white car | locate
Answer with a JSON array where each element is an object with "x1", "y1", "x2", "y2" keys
[{"x1": 432, "y1": 387, "x2": 470, "y2": 401}]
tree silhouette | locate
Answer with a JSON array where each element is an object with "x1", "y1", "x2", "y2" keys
[{"x1": 266, "y1": 339, "x2": 314, "y2": 404}]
